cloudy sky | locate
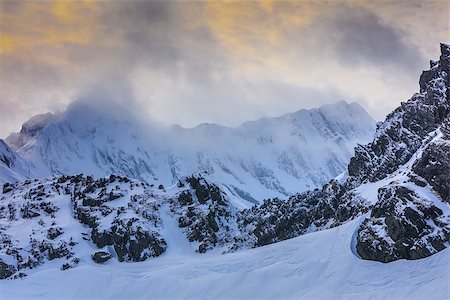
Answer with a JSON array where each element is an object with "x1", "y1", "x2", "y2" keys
[{"x1": 0, "y1": 0, "x2": 448, "y2": 138}]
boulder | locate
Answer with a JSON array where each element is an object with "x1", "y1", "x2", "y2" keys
[
  {"x1": 0, "y1": 260, "x2": 16, "y2": 279},
  {"x1": 92, "y1": 251, "x2": 112, "y2": 264}
]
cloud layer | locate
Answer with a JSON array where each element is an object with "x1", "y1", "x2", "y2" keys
[{"x1": 0, "y1": 0, "x2": 448, "y2": 137}]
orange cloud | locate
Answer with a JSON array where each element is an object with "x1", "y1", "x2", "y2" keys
[{"x1": 0, "y1": 1, "x2": 101, "y2": 54}]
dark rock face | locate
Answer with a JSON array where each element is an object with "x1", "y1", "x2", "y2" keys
[
  {"x1": 412, "y1": 139, "x2": 450, "y2": 203},
  {"x1": 186, "y1": 177, "x2": 227, "y2": 206},
  {"x1": 348, "y1": 44, "x2": 450, "y2": 263},
  {"x1": 348, "y1": 44, "x2": 449, "y2": 185},
  {"x1": 47, "y1": 227, "x2": 64, "y2": 240},
  {"x1": 91, "y1": 219, "x2": 167, "y2": 262},
  {"x1": 238, "y1": 180, "x2": 369, "y2": 247},
  {"x1": 92, "y1": 251, "x2": 112, "y2": 264},
  {"x1": 70, "y1": 175, "x2": 168, "y2": 262},
  {"x1": 356, "y1": 186, "x2": 450, "y2": 262},
  {"x1": 173, "y1": 176, "x2": 238, "y2": 253},
  {"x1": 0, "y1": 178, "x2": 78, "y2": 277},
  {"x1": 3, "y1": 183, "x2": 13, "y2": 194},
  {"x1": 0, "y1": 260, "x2": 16, "y2": 279}
]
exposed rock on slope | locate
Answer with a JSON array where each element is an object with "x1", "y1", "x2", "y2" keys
[
  {"x1": 348, "y1": 43, "x2": 449, "y2": 185},
  {"x1": 0, "y1": 173, "x2": 243, "y2": 278},
  {"x1": 0, "y1": 175, "x2": 169, "y2": 278},
  {"x1": 412, "y1": 120, "x2": 450, "y2": 203},
  {"x1": 356, "y1": 185, "x2": 449, "y2": 262}
]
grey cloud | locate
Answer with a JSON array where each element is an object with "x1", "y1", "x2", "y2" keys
[
  {"x1": 304, "y1": 6, "x2": 425, "y2": 73},
  {"x1": 0, "y1": 1, "x2": 446, "y2": 138}
]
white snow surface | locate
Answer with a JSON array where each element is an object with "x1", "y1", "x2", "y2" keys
[
  {"x1": 14, "y1": 100, "x2": 376, "y2": 207},
  {"x1": 0, "y1": 217, "x2": 448, "y2": 300},
  {"x1": 0, "y1": 139, "x2": 30, "y2": 185}
]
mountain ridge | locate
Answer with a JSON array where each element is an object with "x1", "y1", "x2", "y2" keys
[{"x1": 6, "y1": 100, "x2": 375, "y2": 206}]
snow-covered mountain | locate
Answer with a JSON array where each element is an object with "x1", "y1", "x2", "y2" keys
[
  {"x1": 9, "y1": 100, "x2": 375, "y2": 206},
  {"x1": 5, "y1": 112, "x2": 57, "y2": 151},
  {"x1": 0, "y1": 139, "x2": 30, "y2": 185}
]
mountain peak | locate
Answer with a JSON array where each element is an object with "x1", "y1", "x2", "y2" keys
[{"x1": 5, "y1": 112, "x2": 58, "y2": 150}]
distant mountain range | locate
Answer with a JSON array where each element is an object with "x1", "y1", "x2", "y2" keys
[{"x1": 2, "y1": 100, "x2": 375, "y2": 206}]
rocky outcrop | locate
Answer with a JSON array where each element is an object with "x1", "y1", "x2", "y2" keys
[
  {"x1": 70, "y1": 175, "x2": 168, "y2": 262},
  {"x1": 348, "y1": 44, "x2": 449, "y2": 185},
  {"x1": 92, "y1": 251, "x2": 112, "y2": 264},
  {"x1": 0, "y1": 174, "x2": 168, "y2": 279},
  {"x1": 91, "y1": 218, "x2": 166, "y2": 262},
  {"x1": 350, "y1": 44, "x2": 450, "y2": 262},
  {"x1": 356, "y1": 186, "x2": 449, "y2": 262},
  {"x1": 172, "y1": 176, "x2": 239, "y2": 253},
  {"x1": 412, "y1": 138, "x2": 450, "y2": 203},
  {"x1": 238, "y1": 180, "x2": 369, "y2": 247},
  {"x1": 0, "y1": 260, "x2": 16, "y2": 279}
]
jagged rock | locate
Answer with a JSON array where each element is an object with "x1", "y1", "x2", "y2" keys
[
  {"x1": 76, "y1": 207, "x2": 98, "y2": 227},
  {"x1": 0, "y1": 260, "x2": 16, "y2": 279},
  {"x1": 47, "y1": 227, "x2": 63, "y2": 240},
  {"x1": 178, "y1": 191, "x2": 193, "y2": 206},
  {"x1": 238, "y1": 180, "x2": 368, "y2": 247},
  {"x1": 92, "y1": 251, "x2": 112, "y2": 264},
  {"x1": 39, "y1": 241, "x2": 72, "y2": 260},
  {"x1": 91, "y1": 217, "x2": 167, "y2": 262},
  {"x1": 356, "y1": 186, "x2": 449, "y2": 262},
  {"x1": 412, "y1": 141, "x2": 450, "y2": 203},
  {"x1": 21, "y1": 203, "x2": 40, "y2": 219},
  {"x1": 3, "y1": 183, "x2": 13, "y2": 194},
  {"x1": 172, "y1": 176, "x2": 238, "y2": 253},
  {"x1": 348, "y1": 44, "x2": 449, "y2": 185}
]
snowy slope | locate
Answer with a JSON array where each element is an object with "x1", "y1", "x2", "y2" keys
[
  {"x1": 14, "y1": 100, "x2": 375, "y2": 206},
  {"x1": 0, "y1": 216, "x2": 448, "y2": 299},
  {"x1": 0, "y1": 139, "x2": 30, "y2": 185}
]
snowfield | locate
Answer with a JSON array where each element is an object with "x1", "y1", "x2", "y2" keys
[{"x1": 0, "y1": 217, "x2": 448, "y2": 300}]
